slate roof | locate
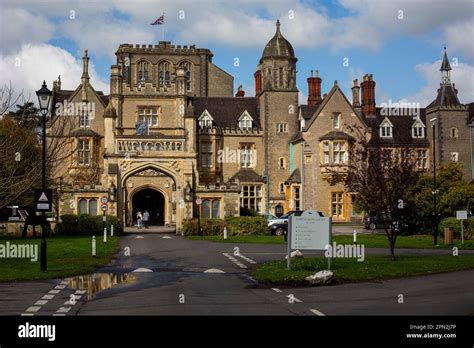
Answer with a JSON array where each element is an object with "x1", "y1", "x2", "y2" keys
[
  {"x1": 319, "y1": 131, "x2": 355, "y2": 142},
  {"x1": 427, "y1": 84, "x2": 461, "y2": 108},
  {"x1": 365, "y1": 107, "x2": 430, "y2": 147},
  {"x1": 192, "y1": 97, "x2": 260, "y2": 128},
  {"x1": 70, "y1": 128, "x2": 102, "y2": 138},
  {"x1": 230, "y1": 168, "x2": 264, "y2": 183},
  {"x1": 285, "y1": 168, "x2": 301, "y2": 184},
  {"x1": 300, "y1": 105, "x2": 318, "y2": 120}
]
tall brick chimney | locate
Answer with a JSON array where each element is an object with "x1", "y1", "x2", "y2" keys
[
  {"x1": 254, "y1": 70, "x2": 262, "y2": 96},
  {"x1": 307, "y1": 69, "x2": 322, "y2": 106},
  {"x1": 235, "y1": 85, "x2": 245, "y2": 97},
  {"x1": 351, "y1": 79, "x2": 360, "y2": 107},
  {"x1": 361, "y1": 74, "x2": 376, "y2": 115}
]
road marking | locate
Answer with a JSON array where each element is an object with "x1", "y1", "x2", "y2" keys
[
  {"x1": 310, "y1": 308, "x2": 326, "y2": 316},
  {"x1": 135, "y1": 236, "x2": 144, "y2": 239},
  {"x1": 54, "y1": 284, "x2": 66, "y2": 290},
  {"x1": 162, "y1": 236, "x2": 172, "y2": 239},
  {"x1": 42, "y1": 294, "x2": 55, "y2": 300},
  {"x1": 272, "y1": 288, "x2": 282, "y2": 293},
  {"x1": 75, "y1": 290, "x2": 87, "y2": 295},
  {"x1": 60, "y1": 280, "x2": 69, "y2": 285},
  {"x1": 222, "y1": 253, "x2": 247, "y2": 269},
  {"x1": 64, "y1": 295, "x2": 82, "y2": 305},
  {"x1": 26, "y1": 306, "x2": 41, "y2": 313},
  {"x1": 48, "y1": 289, "x2": 60, "y2": 294},
  {"x1": 286, "y1": 295, "x2": 303, "y2": 303},
  {"x1": 132, "y1": 267, "x2": 153, "y2": 272},
  {"x1": 34, "y1": 300, "x2": 48, "y2": 306},
  {"x1": 56, "y1": 307, "x2": 71, "y2": 313},
  {"x1": 21, "y1": 313, "x2": 34, "y2": 316},
  {"x1": 52, "y1": 313, "x2": 66, "y2": 316},
  {"x1": 236, "y1": 253, "x2": 257, "y2": 264},
  {"x1": 204, "y1": 268, "x2": 225, "y2": 273}
]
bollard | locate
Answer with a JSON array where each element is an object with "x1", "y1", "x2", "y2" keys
[
  {"x1": 111, "y1": 224, "x2": 114, "y2": 237},
  {"x1": 92, "y1": 236, "x2": 96, "y2": 257},
  {"x1": 353, "y1": 229, "x2": 357, "y2": 244},
  {"x1": 103, "y1": 227, "x2": 107, "y2": 244},
  {"x1": 223, "y1": 227, "x2": 227, "y2": 240}
]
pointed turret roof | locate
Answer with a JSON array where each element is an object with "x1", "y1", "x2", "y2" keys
[
  {"x1": 260, "y1": 20, "x2": 295, "y2": 62},
  {"x1": 440, "y1": 47, "x2": 452, "y2": 71}
]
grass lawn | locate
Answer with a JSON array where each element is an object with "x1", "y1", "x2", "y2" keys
[
  {"x1": 0, "y1": 235, "x2": 119, "y2": 281},
  {"x1": 252, "y1": 255, "x2": 474, "y2": 286},
  {"x1": 187, "y1": 234, "x2": 474, "y2": 249}
]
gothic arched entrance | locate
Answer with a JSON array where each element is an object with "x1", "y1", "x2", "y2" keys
[{"x1": 131, "y1": 188, "x2": 165, "y2": 226}]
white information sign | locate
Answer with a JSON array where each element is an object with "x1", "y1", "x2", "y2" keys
[
  {"x1": 456, "y1": 210, "x2": 468, "y2": 220},
  {"x1": 290, "y1": 215, "x2": 331, "y2": 250}
]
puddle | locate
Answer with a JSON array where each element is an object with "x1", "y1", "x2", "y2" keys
[{"x1": 65, "y1": 273, "x2": 137, "y2": 300}]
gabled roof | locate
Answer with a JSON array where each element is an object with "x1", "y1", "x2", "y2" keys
[
  {"x1": 285, "y1": 168, "x2": 301, "y2": 184},
  {"x1": 318, "y1": 131, "x2": 355, "y2": 142},
  {"x1": 70, "y1": 128, "x2": 102, "y2": 138},
  {"x1": 299, "y1": 105, "x2": 318, "y2": 120},
  {"x1": 192, "y1": 97, "x2": 260, "y2": 128},
  {"x1": 230, "y1": 168, "x2": 264, "y2": 183}
]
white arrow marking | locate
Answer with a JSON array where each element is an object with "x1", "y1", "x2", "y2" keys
[
  {"x1": 204, "y1": 268, "x2": 225, "y2": 273},
  {"x1": 132, "y1": 268, "x2": 153, "y2": 273}
]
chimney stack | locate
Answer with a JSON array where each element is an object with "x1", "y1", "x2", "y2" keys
[
  {"x1": 307, "y1": 69, "x2": 322, "y2": 106},
  {"x1": 254, "y1": 70, "x2": 262, "y2": 96},
  {"x1": 351, "y1": 79, "x2": 360, "y2": 107},
  {"x1": 235, "y1": 85, "x2": 245, "y2": 97},
  {"x1": 361, "y1": 74, "x2": 376, "y2": 115},
  {"x1": 81, "y1": 49, "x2": 90, "y2": 83}
]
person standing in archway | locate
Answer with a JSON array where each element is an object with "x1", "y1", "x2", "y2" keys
[
  {"x1": 137, "y1": 211, "x2": 143, "y2": 229},
  {"x1": 143, "y1": 210, "x2": 150, "y2": 229}
]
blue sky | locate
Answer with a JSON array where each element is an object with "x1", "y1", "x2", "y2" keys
[{"x1": 1, "y1": 0, "x2": 473, "y2": 106}]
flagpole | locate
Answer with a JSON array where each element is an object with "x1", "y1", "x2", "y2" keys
[{"x1": 162, "y1": 11, "x2": 165, "y2": 41}]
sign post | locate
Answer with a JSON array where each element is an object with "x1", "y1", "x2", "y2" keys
[
  {"x1": 456, "y1": 210, "x2": 468, "y2": 245},
  {"x1": 35, "y1": 189, "x2": 53, "y2": 212},
  {"x1": 195, "y1": 198, "x2": 202, "y2": 236},
  {"x1": 287, "y1": 211, "x2": 331, "y2": 270},
  {"x1": 101, "y1": 196, "x2": 108, "y2": 244}
]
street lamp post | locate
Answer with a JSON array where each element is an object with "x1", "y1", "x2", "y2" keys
[
  {"x1": 431, "y1": 117, "x2": 438, "y2": 245},
  {"x1": 36, "y1": 81, "x2": 52, "y2": 271}
]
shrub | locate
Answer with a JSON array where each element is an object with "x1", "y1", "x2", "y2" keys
[
  {"x1": 439, "y1": 217, "x2": 474, "y2": 240},
  {"x1": 182, "y1": 216, "x2": 270, "y2": 236},
  {"x1": 224, "y1": 216, "x2": 270, "y2": 236},
  {"x1": 55, "y1": 214, "x2": 122, "y2": 235}
]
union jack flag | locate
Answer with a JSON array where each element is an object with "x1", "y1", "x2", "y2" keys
[{"x1": 150, "y1": 15, "x2": 164, "y2": 25}]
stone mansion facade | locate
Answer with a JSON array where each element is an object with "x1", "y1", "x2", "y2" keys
[{"x1": 50, "y1": 20, "x2": 473, "y2": 231}]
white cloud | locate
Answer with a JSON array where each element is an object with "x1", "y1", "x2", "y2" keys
[
  {"x1": 0, "y1": 8, "x2": 55, "y2": 54},
  {"x1": 0, "y1": 44, "x2": 109, "y2": 103},
  {"x1": 444, "y1": 21, "x2": 474, "y2": 61},
  {"x1": 400, "y1": 60, "x2": 474, "y2": 106}
]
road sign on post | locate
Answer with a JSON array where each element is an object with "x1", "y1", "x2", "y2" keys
[
  {"x1": 456, "y1": 210, "x2": 468, "y2": 245},
  {"x1": 287, "y1": 210, "x2": 332, "y2": 270},
  {"x1": 35, "y1": 189, "x2": 53, "y2": 212},
  {"x1": 101, "y1": 196, "x2": 108, "y2": 204}
]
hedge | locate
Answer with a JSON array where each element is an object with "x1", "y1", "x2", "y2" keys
[
  {"x1": 182, "y1": 216, "x2": 270, "y2": 236},
  {"x1": 55, "y1": 214, "x2": 122, "y2": 235},
  {"x1": 439, "y1": 217, "x2": 474, "y2": 239}
]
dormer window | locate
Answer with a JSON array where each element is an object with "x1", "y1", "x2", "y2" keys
[
  {"x1": 198, "y1": 110, "x2": 213, "y2": 129},
  {"x1": 379, "y1": 118, "x2": 394, "y2": 138},
  {"x1": 411, "y1": 118, "x2": 425, "y2": 139},
  {"x1": 238, "y1": 111, "x2": 253, "y2": 130}
]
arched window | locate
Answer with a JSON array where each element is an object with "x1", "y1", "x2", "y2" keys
[
  {"x1": 79, "y1": 199, "x2": 88, "y2": 215},
  {"x1": 181, "y1": 62, "x2": 192, "y2": 92},
  {"x1": 88, "y1": 199, "x2": 97, "y2": 216},
  {"x1": 451, "y1": 127, "x2": 458, "y2": 138},
  {"x1": 137, "y1": 61, "x2": 149, "y2": 82},
  {"x1": 158, "y1": 61, "x2": 171, "y2": 85}
]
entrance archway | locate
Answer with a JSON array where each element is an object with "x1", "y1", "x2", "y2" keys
[{"x1": 132, "y1": 188, "x2": 165, "y2": 226}]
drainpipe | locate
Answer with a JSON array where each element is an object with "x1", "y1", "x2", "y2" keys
[
  {"x1": 300, "y1": 141, "x2": 305, "y2": 209},
  {"x1": 469, "y1": 124, "x2": 474, "y2": 181}
]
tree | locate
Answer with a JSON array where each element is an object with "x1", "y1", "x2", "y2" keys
[{"x1": 339, "y1": 125, "x2": 423, "y2": 260}]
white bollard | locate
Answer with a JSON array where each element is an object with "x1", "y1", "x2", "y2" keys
[
  {"x1": 92, "y1": 236, "x2": 96, "y2": 257},
  {"x1": 353, "y1": 229, "x2": 357, "y2": 244},
  {"x1": 103, "y1": 227, "x2": 107, "y2": 244},
  {"x1": 223, "y1": 227, "x2": 228, "y2": 240},
  {"x1": 111, "y1": 224, "x2": 114, "y2": 237}
]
